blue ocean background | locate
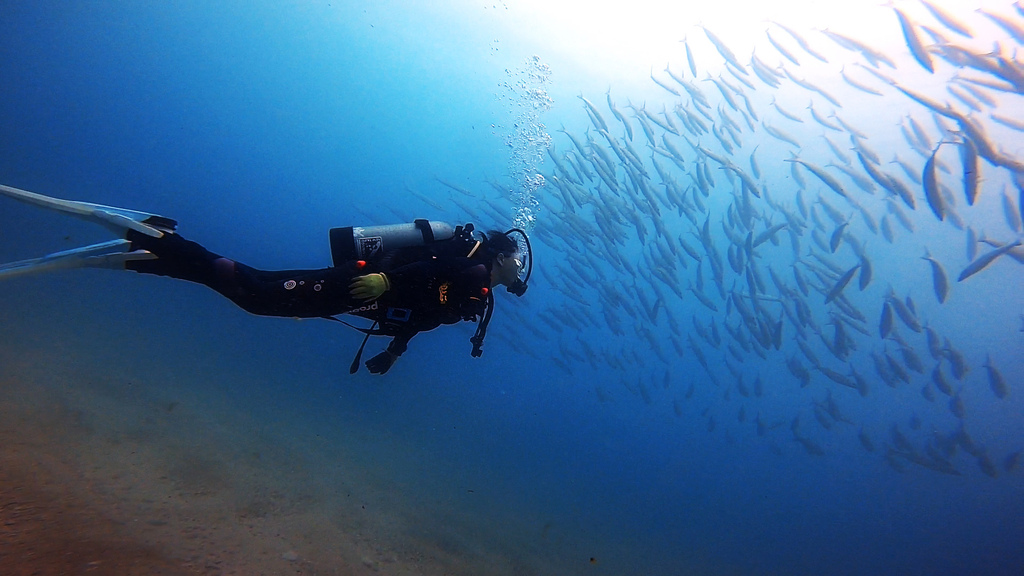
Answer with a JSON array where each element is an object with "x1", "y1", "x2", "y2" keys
[{"x1": 1, "y1": 1, "x2": 1022, "y2": 575}]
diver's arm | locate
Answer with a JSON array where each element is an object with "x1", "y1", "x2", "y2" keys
[
  {"x1": 383, "y1": 260, "x2": 448, "y2": 295},
  {"x1": 386, "y1": 332, "x2": 414, "y2": 356},
  {"x1": 365, "y1": 332, "x2": 415, "y2": 375}
]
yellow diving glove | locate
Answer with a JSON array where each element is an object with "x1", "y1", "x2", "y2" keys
[{"x1": 349, "y1": 272, "x2": 390, "y2": 300}]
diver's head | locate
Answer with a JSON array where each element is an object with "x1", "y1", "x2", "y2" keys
[
  {"x1": 482, "y1": 230, "x2": 521, "y2": 288},
  {"x1": 492, "y1": 251, "x2": 524, "y2": 289},
  {"x1": 482, "y1": 228, "x2": 531, "y2": 295}
]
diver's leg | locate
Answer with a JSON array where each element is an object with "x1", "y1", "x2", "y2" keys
[
  {"x1": 126, "y1": 230, "x2": 361, "y2": 318},
  {"x1": 125, "y1": 230, "x2": 228, "y2": 285}
]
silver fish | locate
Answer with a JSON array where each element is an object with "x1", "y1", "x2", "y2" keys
[
  {"x1": 923, "y1": 144, "x2": 946, "y2": 221},
  {"x1": 773, "y1": 21, "x2": 828, "y2": 62},
  {"x1": 979, "y1": 9, "x2": 1024, "y2": 44},
  {"x1": 650, "y1": 69, "x2": 680, "y2": 96},
  {"x1": 920, "y1": 0, "x2": 973, "y2": 38},
  {"x1": 1003, "y1": 186, "x2": 1023, "y2": 233},
  {"x1": 820, "y1": 28, "x2": 896, "y2": 69},
  {"x1": 763, "y1": 122, "x2": 802, "y2": 148},
  {"x1": 888, "y1": 291, "x2": 922, "y2": 333},
  {"x1": 983, "y1": 355, "x2": 1009, "y2": 399},
  {"x1": 958, "y1": 139, "x2": 980, "y2": 206},
  {"x1": 921, "y1": 251, "x2": 949, "y2": 304},
  {"x1": 858, "y1": 254, "x2": 872, "y2": 290},
  {"x1": 893, "y1": 7, "x2": 934, "y2": 73},
  {"x1": 958, "y1": 240, "x2": 1022, "y2": 282},
  {"x1": 931, "y1": 364, "x2": 953, "y2": 396},
  {"x1": 825, "y1": 263, "x2": 861, "y2": 304},
  {"x1": 785, "y1": 158, "x2": 847, "y2": 199},
  {"x1": 830, "y1": 222, "x2": 848, "y2": 253},
  {"x1": 858, "y1": 428, "x2": 875, "y2": 452},
  {"x1": 771, "y1": 97, "x2": 804, "y2": 123},
  {"x1": 766, "y1": 28, "x2": 800, "y2": 65},
  {"x1": 750, "y1": 51, "x2": 783, "y2": 88},
  {"x1": 839, "y1": 65, "x2": 883, "y2": 96},
  {"x1": 683, "y1": 35, "x2": 698, "y2": 76},
  {"x1": 879, "y1": 301, "x2": 894, "y2": 338},
  {"x1": 702, "y1": 26, "x2": 746, "y2": 74}
]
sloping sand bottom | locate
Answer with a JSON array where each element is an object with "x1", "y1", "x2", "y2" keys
[{"x1": 0, "y1": 340, "x2": 546, "y2": 575}]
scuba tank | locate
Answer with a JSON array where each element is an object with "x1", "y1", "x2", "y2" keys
[
  {"x1": 329, "y1": 219, "x2": 534, "y2": 368},
  {"x1": 329, "y1": 219, "x2": 455, "y2": 266}
]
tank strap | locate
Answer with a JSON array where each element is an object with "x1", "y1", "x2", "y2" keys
[{"x1": 413, "y1": 219, "x2": 435, "y2": 243}]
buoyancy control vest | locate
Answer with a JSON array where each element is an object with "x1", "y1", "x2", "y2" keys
[{"x1": 328, "y1": 219, "x2": 495, "y2": 371}]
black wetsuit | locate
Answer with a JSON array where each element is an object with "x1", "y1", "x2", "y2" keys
[{"x1": 125, "y1": 231, "x2": 492, "y2": 357}]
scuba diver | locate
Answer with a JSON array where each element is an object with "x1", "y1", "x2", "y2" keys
[{"x1": 0, "y1": 184, "x2": 532, "y2": 374}]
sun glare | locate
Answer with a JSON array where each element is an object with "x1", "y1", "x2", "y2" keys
[{"x1": 504, "y1": 0, "x2": 890, "y2": 78}]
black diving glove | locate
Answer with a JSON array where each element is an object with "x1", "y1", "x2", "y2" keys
[{"x1": 365, "y1": 350, "x2": 398, "y2": 374}]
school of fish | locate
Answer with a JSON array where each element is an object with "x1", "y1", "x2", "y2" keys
[{"x1": 417, "y1": 2, "x2": 1024, "y2": 478}]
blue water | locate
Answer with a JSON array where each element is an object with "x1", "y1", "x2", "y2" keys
[{"x1": 1, "y1": 2, "x2": 1022, "y2": 575}]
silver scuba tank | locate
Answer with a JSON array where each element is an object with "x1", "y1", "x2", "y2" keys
[{"x1": 329, "y1": 219, "x2": 455, "y2": 266}]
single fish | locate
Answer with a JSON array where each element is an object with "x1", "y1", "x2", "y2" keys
[
  {"x1": 820, "y1": 28, "x2": 896, "y2": 69},
  {"x1": 893, "y1": 7, "x2": 934, "y2": 73},
  {"x1": 766, "y1": 28, "x2": 800, "y2": 65},
  {"x1": 932, "y1": 364, "x2": 953, "y2": 396},
  {"x1": 773, "y1": 21, "x2": 829, "y2": 62},
  {"x1": 983, "y1": 354, "x2": 1009, "y2": 399},
  {"x1": 825, "y1": 263, "x2": 861, "y2": 304},
  {"x1": 858, "y1": 428, "x2": 875, "y2": 452},
  {"x1": 923, "y1": 144, "x2": 946, "y2": 221},
  {"x1": 966, "y1": 226, "x2": 978, "y2": 261},
  {"x1": 959, "y1": 138, "x2": 980, "y2": 206},
  {"x1": 949, "y1": 392, "x2": 965, "y2": 419},
  {"x1": 784, "y1": 69, "x2": 843, "y2": 107},
  {"x1": 795, "y1": 435, "x2": 825, "y2": 456},
  {"x1": 785, "y1": 158, "x2": 847, "y2": 199},
  {"x1": 750, "y1": 52, "x2": 782, "y2": 88},
  {"x1": 577, "y1": 94, "x2": 609, "y2": 132},
  {"x1": 606, "y1": 89, "x2": 634, "y2": 142},
  {"x1": 1006, "y1": 451, "x2": 1022, "y2": 473},
  {"x1": 888, "y1": 290, "x2": 922, "y2": 332},
  {"x1": 978, "y1": 9, "x2": 1024, "y2": 44},
  {"x1": 977, "y1": 452, "x2": 999, "y2": 478},
  {"x1": 764, "y1": 122, "x2": 802, "y2": 148},
  {"x1": 1003, "y1": 186, "x2": 1023, "y2": 233},
  {"x1": 682, "y1": 35, "x2": 698, "y2": 77},
  {"x1": 650, "y1": 69, "x2": 681, "y2": 96},
  {"x1": 702, "y1": 25, "x2": 747, "y2": 74},
  {"x1": 958, "y1": 240, "x2": 1022, "y2": 282},
  {"x1": 920, "y1": 0, "x2": 973, "y2": 38},
  {"x1": 839, "y1": 65, "x2": 884, "y2": 96},
  {"x1": 990, "y1": 113, "x2": 1024, "y2": 132},
  {"x1": 942, "y1": 338, "x2": 968, "y2": 380},
  {"x1": 921, "y1": 251, "x2": 949, "y2": 304},
  {"x1": 689, "y1": 283, "x2": 719, "y2": 312},
  {"x1": 771, "y1": 97, "x2": 804, "y2": 123},
  {"x1": 859, "y1": 254, "x2": 872, "y2": 290},
  {"x1": 830, "y1": 222, "x2": 848, "y2": 253},
  {"x1": 879, "y1": 301, "x2": 893, "y2": 338}
]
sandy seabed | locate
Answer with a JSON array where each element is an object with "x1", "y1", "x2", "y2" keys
[{"x1": 0, "y1": 339, "x2": 535, "y2": 576}]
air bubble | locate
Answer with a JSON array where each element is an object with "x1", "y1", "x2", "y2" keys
[{"x1": 499, "y1": 56, "x2": 552, "y2": 232}]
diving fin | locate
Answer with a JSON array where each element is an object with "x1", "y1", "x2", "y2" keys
[
  {"x1": 0, "y1": 184, "x2": 177, "y2": 238},
  {"x1": 0, "y1": 239, "x2": 157, "y2": 280}
]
